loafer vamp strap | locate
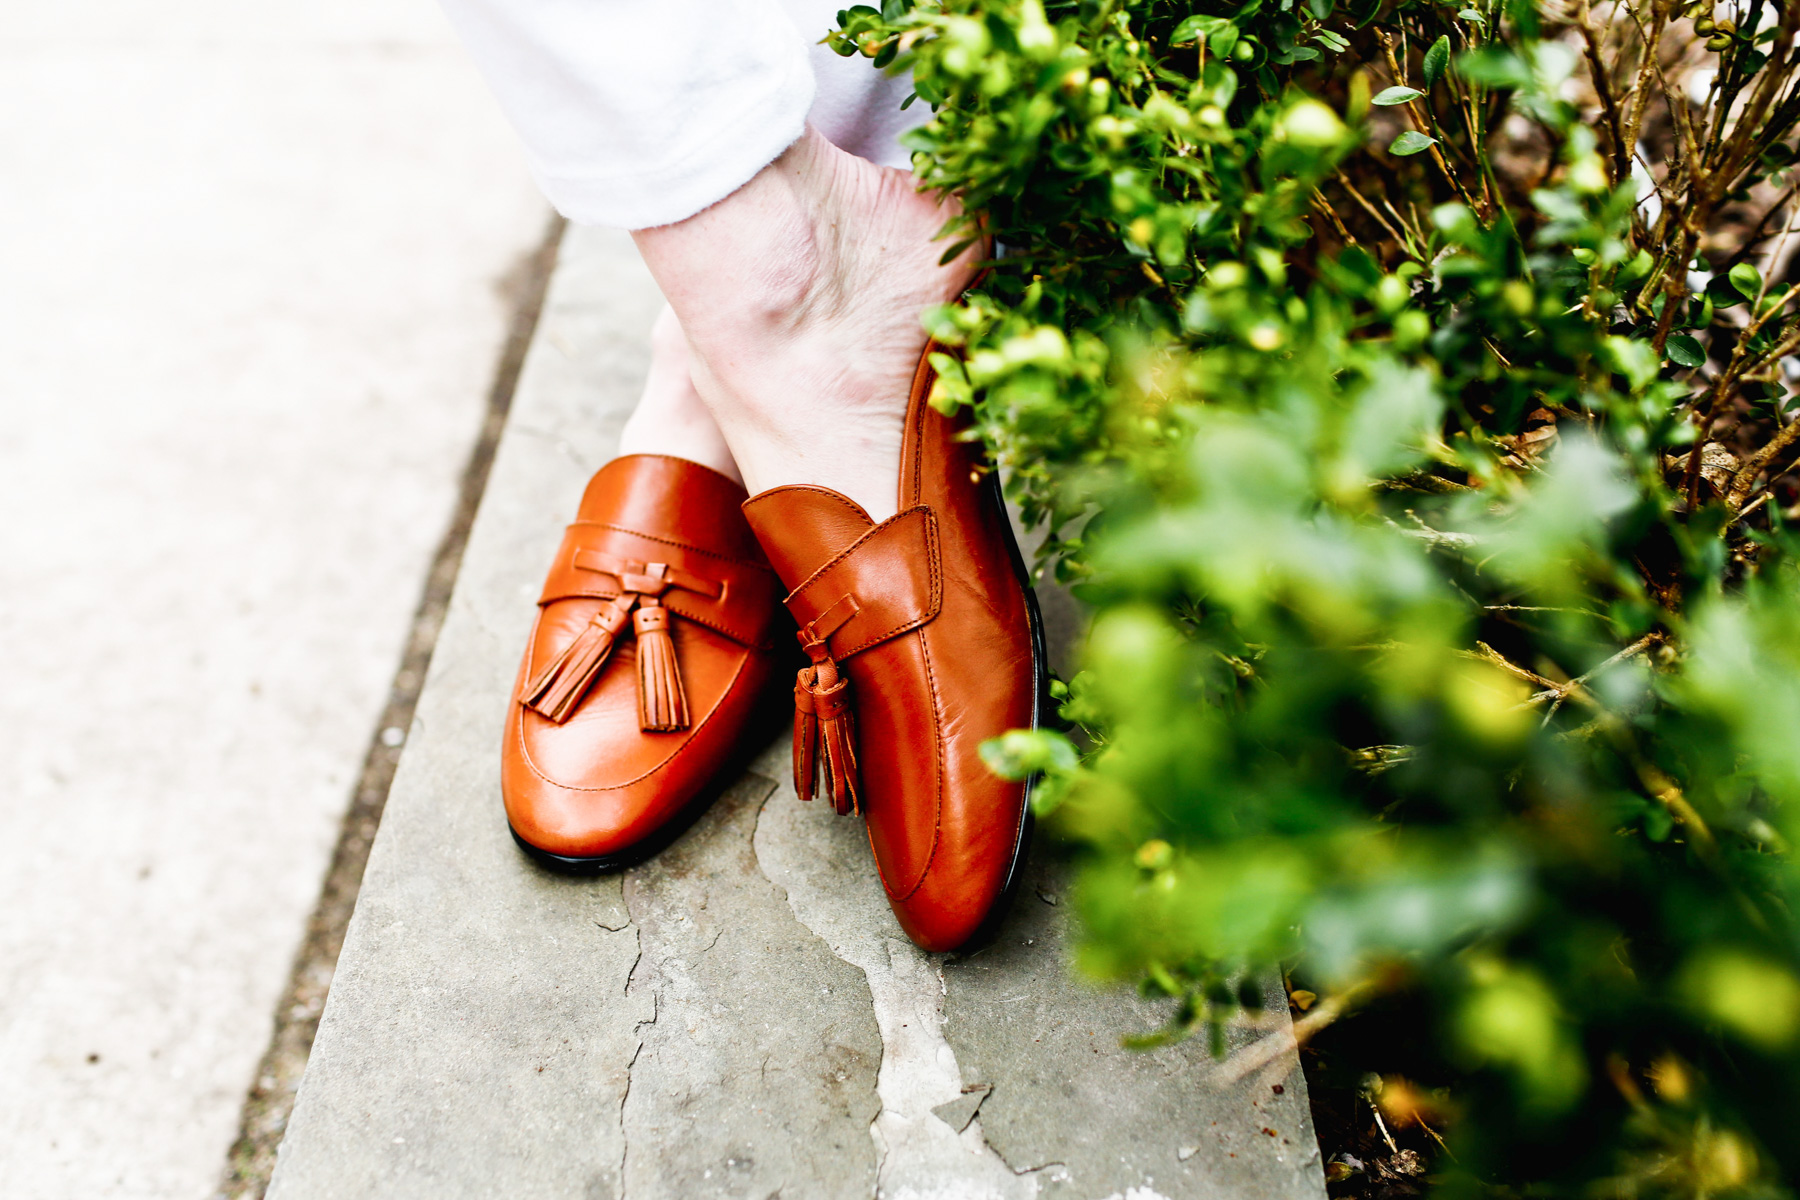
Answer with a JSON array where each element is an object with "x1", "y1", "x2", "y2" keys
[
  {"x1": 538, "y1": 522, "x2": 782, "y2": 651},
  {"x1": 781, "y1": 505, "x2": 942, "y2": 662}
]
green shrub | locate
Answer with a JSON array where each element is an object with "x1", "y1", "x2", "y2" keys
[{"x1": 835, "y1": 0, "x2": 1800, "y2": 1192}]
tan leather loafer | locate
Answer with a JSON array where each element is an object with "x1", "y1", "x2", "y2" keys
[
  {"x1": 742, "y1": 347, "x2": 1043, "y2": 951},
  {"x1": 503, "y1": 454, "x2": 788, "y2": 871}
]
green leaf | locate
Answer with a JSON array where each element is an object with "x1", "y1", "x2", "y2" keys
[
  {"x1": 1172, "y1": 13, "x2": 1226, "y2": 43},
  {"x1": 1423, "y1": 35, "x2": 1451, "y2": 88},
  {"x1": 1600, "y1": 336, "x2": 1659, "y2": 391},
  {"x1": 1390, "y1": 130, "x2": 1437, "y2": 156},
  {"x1": 1457, "y1": 47, "x2": 1529, "y2": 87},
  {"x1": 880, "y1": 0, "x2": 904, "y2": 19},
  {"x1": 979, "y1": 728, "x2": 1079, "y2": 780},
  {"x1": 937, "y1": 236, "x2": 978, "y2": 266},
  {"x1": 1617, "y1": 248, "x2": 1653, "y2": 285},
  {"x1": 1373, "y1": 86, "x2": 1425, "y2": 105},
  {"x1": 1707, "y1": 271, "x2": 1748, "y2": 307},
  {"x1": 1729, "y1": 261, "x2": 1764, "y2": 298},
  {"x1": 1666, "y1": 334, "x2": 1706, "y2": 368}
]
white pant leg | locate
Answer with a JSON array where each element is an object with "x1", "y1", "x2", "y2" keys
[
  {"x1": 436, "y1": 0, "x2": 922, "y2": 228},
  {"x1": 784, "y1": 0, "x2": 925, "y2": 171}
]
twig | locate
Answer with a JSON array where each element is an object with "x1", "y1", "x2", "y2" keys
[
  {"x1": 1729, "y1": 395, "x2": 1800, "y2": 507},
  {"x1": 1578, "y1": 0, "x2": 1631, "y2": 186},
  {"x1": 1333, "y1": 170, "x2": 1411, "y2": 249},
  {"x1": 1466, "y1": 641, "x2": 1570, "y2": 695},
  {"x1": 1535, "y1": 633, "x2": 1659, "y2": 725},
  {"x1": 1210, "y1": 981, "x2": 1373, "y2": 1085},
  {"x1": 1378, "y1": 32, "x2": 1486, "y2": 215},
  {"x1": 1728, "y1": 490, "x2": 1773, "y2": 526},
  {"x1": 1636, "y1": 763, "x2": 1722, "y2": 868},
  {"x1": 1386, "y1": 516, "x2": 1479, "y2": 550},
  {"x1": 1309, "y1": 188, "x2": 1357, "y2": 245}
]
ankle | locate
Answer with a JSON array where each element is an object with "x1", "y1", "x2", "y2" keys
[
  {"x1": 630, "y1": 126, "x2": 979, "y2": 518},
  {"x1": 617, "y1": 307, "x2": 742, "y2": 483},
  {"x1": 616, "y1": 406, "x2": 740, "y2": 483}
]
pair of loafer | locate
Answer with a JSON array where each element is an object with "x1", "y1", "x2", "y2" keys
[{"x1": 501, "y1": 347, "x2": 1042, "y2": 952}]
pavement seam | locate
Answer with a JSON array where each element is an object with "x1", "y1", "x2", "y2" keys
[{"x1": 213, "y1": 210, "x2": 566, "y2": 1200}]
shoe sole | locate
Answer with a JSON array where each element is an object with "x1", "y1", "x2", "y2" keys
[
  {"x1": 507, "y1": 701, "x2": 790, "y2": 876},
  {"x1": 508, "y1": 784, "x2": 713, "y2": 874}
]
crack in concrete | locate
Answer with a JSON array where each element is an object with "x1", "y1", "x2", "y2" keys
[
  {"x1": 1017, "y1": 1160, "x2": 1069, "y2": 1176},
  {"x1": 623, "y1": 929, "x2": 645, "y2": 997},
  {"x1": 615, "y1": 771, "x2": 878, "y2": 1198},
  {"x1": 614, "y1": 925, "x2": 650, "y2": 1200},
  {"x1": 618, "y1": 1036, "x2": 646, "y2": 1200},
  {"x1": 750, "y1": 767, "x2": 1034, "y2": 1200}
]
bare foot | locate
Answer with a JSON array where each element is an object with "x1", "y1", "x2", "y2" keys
[
  {"x1": 616, "y1": 304, "x2": 741, "y2": 484},
  {"x1": 632, "y1": 125, "x2": 979, "y2": 523}
]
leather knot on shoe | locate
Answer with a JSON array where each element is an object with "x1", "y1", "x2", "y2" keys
[{"x1": 523, "y1": 553, "x2": 720, "y2": 729}]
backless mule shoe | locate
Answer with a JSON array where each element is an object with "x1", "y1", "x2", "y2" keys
[
  {"x1": 503, "y1": 455, "x2": 788, "y2": 871},
  {"x1": 741, "y1": 346, "x2": 1044, "y2": 952}
]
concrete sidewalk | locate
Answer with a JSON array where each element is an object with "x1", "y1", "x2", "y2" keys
[
  {"x1": 266, "y1": 226, "x2": 1328, "y2": 1200},
  {"x1": 0, "y1": 4, "x2": 547, "y2": 1197}
]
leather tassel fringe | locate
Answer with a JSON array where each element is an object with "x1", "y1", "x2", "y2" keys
[
  {"x1": 524, "y1": 598, "x2": 634, "y2": 723},
  {"x1": 793, "y1": 658, "x2": 859, "y2": 816},
  {"x1": 633, "y1": 601, "x2": 689, "y2": 732}
]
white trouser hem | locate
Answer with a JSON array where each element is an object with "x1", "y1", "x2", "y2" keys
[{"x1": 535, "y1": 50, "x2": 813, "y2": 229}]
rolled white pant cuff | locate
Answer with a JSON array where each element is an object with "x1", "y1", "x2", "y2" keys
[{"x1": 530, "y1": 49, "x2": 813, "y2": 229}]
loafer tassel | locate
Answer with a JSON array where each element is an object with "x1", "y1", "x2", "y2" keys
[
  {"x1": 632, "y1": 599, "x2": 689, "y2": 732},
  {"x1": 794, "y1": 643, "x2": 859, "y2": 816},
  {"x1": 524, "y1": 596, "x2": 636, "y2": 723}
]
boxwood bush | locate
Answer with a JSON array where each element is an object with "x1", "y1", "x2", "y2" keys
[{"x1": 834, "y1": 0, "x2": 1800, "y2": 1193}]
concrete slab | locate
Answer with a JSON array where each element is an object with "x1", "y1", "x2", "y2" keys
[
  {"x1": 0, "y1": 5, "x2": 547, "y2": 1197},
  {"x1": 269, "y1": 225, "x2": 1327, "y2": 1200}
]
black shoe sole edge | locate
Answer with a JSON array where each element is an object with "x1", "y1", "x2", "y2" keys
[
  {"x1": 508, "y1": 783, "x2": 714, "y2": 875},
  {"x1": 506, "y1": 702, "x2": 790, "y2": 877}
]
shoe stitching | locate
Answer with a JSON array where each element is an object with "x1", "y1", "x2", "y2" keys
[
  {"x1": 546, "y1": 527, "x2": 782, "y2": 648},
  {"x1": 538, "y1": 590, "x2": 780, "y2": 653},
  {"x1": 567, "y1": 521, "x2": 776, "y2": 571},
  {"x1": 889, "y1": 627, "x2": 944, "y2": 903},
  {"x1": 819, "y1": 514, "x2": 941, "y2": 659},
  {"x1": 747, "y1": 484, "x2": 873, "y2": 527},
  {"x1": 904, "y1": 343, "x2": 937, "y2": 509},
  {"x1": 880, "y1": 345, "x2": 950, "y2": 905},
  {"x1": 786, "y1": 509, "x2": 942, "y2": 660},
  {"x1": 779, "y1": 502, "x2": 922, "y2": 593},
  {"x1": 513, "y1": 649, "x2": 752, "y2": 793}
]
